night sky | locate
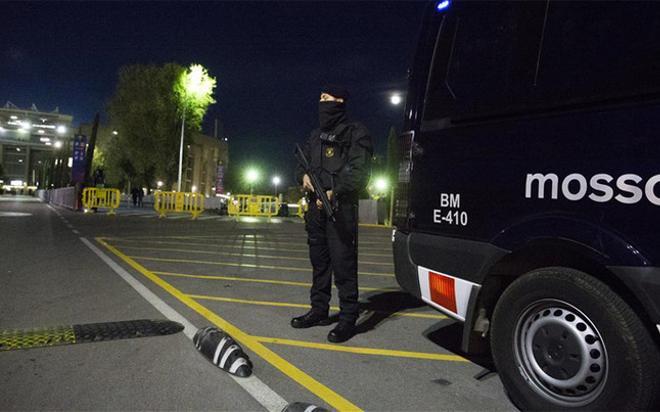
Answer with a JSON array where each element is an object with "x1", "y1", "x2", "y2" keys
[{"x1": 2, "y1": 1, "x2": 428, "y2": 187}]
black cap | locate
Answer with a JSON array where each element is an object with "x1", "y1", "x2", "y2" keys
[{"x1": 321, "y1": 84, "x2": 350, "y2": 100}]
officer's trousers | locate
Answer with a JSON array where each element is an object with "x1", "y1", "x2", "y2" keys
[{"x1": 304, "y1": 200, "x2": 359, "y2": 324}]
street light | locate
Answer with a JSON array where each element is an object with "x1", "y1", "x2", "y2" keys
[
  {"x1": 272, "y1": 175, "x2": 281, "y2": 196},
  {"x1": 245, "y1": 168, "x2": 260, "y2": 194},
  {"x1": 175, "y1": 64, "x2": 216, "y2": 192},
  {"x1": 390, "y1": 93, "x2": 402, "y2": 105}
]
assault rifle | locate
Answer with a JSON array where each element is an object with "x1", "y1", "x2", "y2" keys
[{"x1": 295, "y1": 143, "x2": 336, "y2": 222}]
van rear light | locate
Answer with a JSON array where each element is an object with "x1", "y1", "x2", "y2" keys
[{"x1": 429, "y1": 271, "x2": 457, "y2": 313}]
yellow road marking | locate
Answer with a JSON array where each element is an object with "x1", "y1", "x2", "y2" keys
[
  {"x1": 187, "y1": 234, "x2": 391, "y2": 241},
  {"x1": 187, "y1": 294, "x2": 446, "y2": 320},
  {"x1": 114, "y1": 245, "x2": 393, "y2": 267},
  {"x1": 108, "y1": 238, "x2": 392, "y2": 255},
  {"x1": 97, "y1": 238, "x2": 361, "y2": 411},
  {"x1": 128, "y1": 255, "x2": 395, "y2": 277},
  {"x1": 254, "y1": 336, "x2": 466, "y2": 362},
  {"x1": 108, "y1": 234, "x2": 391, "y2": 246},
  {"x1": 154, "y1": 271, "x2": 395, "y2": 292}
]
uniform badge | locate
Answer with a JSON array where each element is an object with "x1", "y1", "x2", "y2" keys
[{"x1": 325, "y1": 147, "x2": 335, "y2": 158}]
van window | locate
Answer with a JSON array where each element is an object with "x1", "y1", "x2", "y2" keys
[
  {"x1": 536, "y1": 2, "x2": 660, "y2": 105},
  {"x1": 423, "y1": 2, "x2": 546, "y2": 123}
]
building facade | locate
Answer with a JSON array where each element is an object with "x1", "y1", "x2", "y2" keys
[
  {"x1": 182, "y1": 132, "x2": 228, "y2": 197},
  {"x1": 0, "y1": 102, "x2": 73, "y2": 189}
]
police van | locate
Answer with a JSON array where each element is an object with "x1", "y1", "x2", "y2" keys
[{"x1": 392, "y1": 1, "x2": 660, "y2": 409}]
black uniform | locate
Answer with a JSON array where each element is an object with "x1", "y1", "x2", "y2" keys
[{"x1": 297, "y1": 102, "x2": 373, "y2": 324}]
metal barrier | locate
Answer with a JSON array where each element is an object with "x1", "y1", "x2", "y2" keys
[
  {"x1": 228, "y1": 195, "x2": 280, "y2": 218},
  {"x1": 48, "y1": 186, "x2": 79, "y2": 210},
  {"x1": 82, "y1": 188, "x2": 121, "y2": 214},
  {"x1": 154, "y1": 191, "x2": 205, "y2": 219},
  {"x1": 297, "y1": 198, "x2": 308, "y2": 218}
]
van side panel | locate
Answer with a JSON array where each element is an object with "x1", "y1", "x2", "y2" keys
[{"x1": 409, "y1": 103, "x2": 660, "y2": 266}]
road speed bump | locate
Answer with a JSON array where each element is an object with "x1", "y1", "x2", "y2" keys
[
  {"x1": 0, "y1": 319, "x2": 183, "y2": 351},
  {"x1": 193, "y1": 327, "x2": 253, "y2": 377}
]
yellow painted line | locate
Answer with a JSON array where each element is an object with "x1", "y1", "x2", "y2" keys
[
  {"x1": 114, "y1": 245, "x2": 393, "y2": 267},
  {"x1": 187, "y1": 294, "x2": 446, "y2": 320},
  {"x1": 254, "y1": 336, "x2": 466, "y2": 362},
  {"x1": 109, "y1": 238, "x2": 392, "y2": 255},
  {"x1": 153, "y1": 271, "x2": 395, "y2": 292},
  {"x1": 128, "y1": 255, "x2": 395, "y2": 277},
  {"x1": 110, "y1": 234, "x2": 390, "y2": 246},
  {"x1": 187, "y1": 234, "x2": 392, "y2": 242},
  {"x1": 96, "y1": 238, "x2": 361, "y2": 411}
]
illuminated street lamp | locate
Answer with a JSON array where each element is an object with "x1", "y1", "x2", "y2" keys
[
  {"x1": 272, "y1": 175, "x2": 281, "y2": 196},
  {"x1": 368, "y1": 175, "x2": 389, "y2": 200},
  {"x1": 390, "y1": 93, "x2": 402, "y2": 105},
  {"x1": 245, "y1": 168, "x2": 260, "y2": 194},
  {"x1": 175, "y1": 64, "x2": 216, "y2": 192}
]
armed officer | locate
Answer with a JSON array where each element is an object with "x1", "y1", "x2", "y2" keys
[{"x1": 292, "y1": 85, "x2": 373, "y2": 343}]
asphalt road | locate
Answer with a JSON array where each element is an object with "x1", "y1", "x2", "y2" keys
[{"x1": 0, "y1": 195, "x2": 514, "y2": 411}]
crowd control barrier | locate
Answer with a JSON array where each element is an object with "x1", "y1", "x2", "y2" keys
[
  {"x1": 154, "y1": 191, "x2": 205, "y2": 219},
  {"x1": 228, "y1": 195, "x2": 280, "y2": 218},
  {"x1": 82, "y1": 188, "x2": 121, "y2": 214},
  {"x1": 48, "y1": 186, "x2": 79, "y2": 210},
  {"x1": 297, "y1": 198, "x2": 308, "y2": 218}
]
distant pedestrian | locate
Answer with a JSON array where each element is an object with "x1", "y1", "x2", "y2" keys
[
  {"x1": 131, "y1": 187, "x2": 139, "y2": 207},
  {"x1": 291, "y1": 85, "x2": 373, "y2": 343},
  {"x1": 137, "y1": 187, "x2": 144, "y2": 208}
]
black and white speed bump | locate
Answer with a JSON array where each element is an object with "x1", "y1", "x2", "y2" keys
[
  {"x1": 193, "y1": 327, "x2": 253, "y2": 377},
  {"x1": 281, "y1": 402, "x2": 329, "y2": 412}
]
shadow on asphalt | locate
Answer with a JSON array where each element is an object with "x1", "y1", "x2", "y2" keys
[
  {"x1": 326, "y1": 291, "x2": 428, "y2": 331},
  {"x1": 424, "y1": 322, "x2": 495, "y2": 371},
  {"x1": 333, "y1": 290, "x2": 498, "y2": 376}
]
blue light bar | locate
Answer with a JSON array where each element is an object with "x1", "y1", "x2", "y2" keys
[{"x1": 436, "y1": 0, "x2": 450, "y2": 11}]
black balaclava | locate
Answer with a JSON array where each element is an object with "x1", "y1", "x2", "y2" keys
[
  {"x1": 319, "y1": 101, "x2": 346, "y2": 131},
  {"x1": 319, "y1": 84, "x2": 349, "y2": 131}
]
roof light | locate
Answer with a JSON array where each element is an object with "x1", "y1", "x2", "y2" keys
[{"x1": 436, "y1": 0, "x2": 450, "y2": 11}]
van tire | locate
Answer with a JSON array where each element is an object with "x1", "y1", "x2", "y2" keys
[{"x1": 491, "y1": 267, "x2": 660, "y2": 410}]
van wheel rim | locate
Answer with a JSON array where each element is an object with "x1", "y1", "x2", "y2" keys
[{"x1": 514, "y1": 299, "x2": 607, "y2": 407}]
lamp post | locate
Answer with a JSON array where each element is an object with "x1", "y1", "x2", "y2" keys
[
  {"x1": 272, "y1": 175, "x2": 281, "y2": 197},
  {"x1": 245, "y1": 168, "x2": 259, "y2": 195},
  {"x1": 177, "y1": 110, "x2": 186, "y2": 192},
  {"x1": 175, "y1": 64, "x2": 216, "y2": 192}
]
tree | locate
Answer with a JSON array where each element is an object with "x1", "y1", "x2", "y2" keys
[
  {"x1": 173, "y1": 64, "x2": 217, "y2": 191},
  {"x1": 106, "y1": 63, "x2": 213, "y2": 189}
]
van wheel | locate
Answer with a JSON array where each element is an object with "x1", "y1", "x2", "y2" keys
[{"x1": 491, "y1": 267, "x2": 660, "y2": 410}]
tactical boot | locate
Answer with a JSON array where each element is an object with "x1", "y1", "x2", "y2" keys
[
  {"x1": 327, "y1": 321, "x2": 356, "y2": 343},
  {"x1": 290, "y1": 310, "x2": 330, "y2": 329}
]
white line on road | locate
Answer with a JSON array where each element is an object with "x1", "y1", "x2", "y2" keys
[
  {"x1": 80, "y1": 237, "x2": 288, "y2": 412},
  {"x1": 72, "y1": 229, "x2": 80, "y2": 234}
]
